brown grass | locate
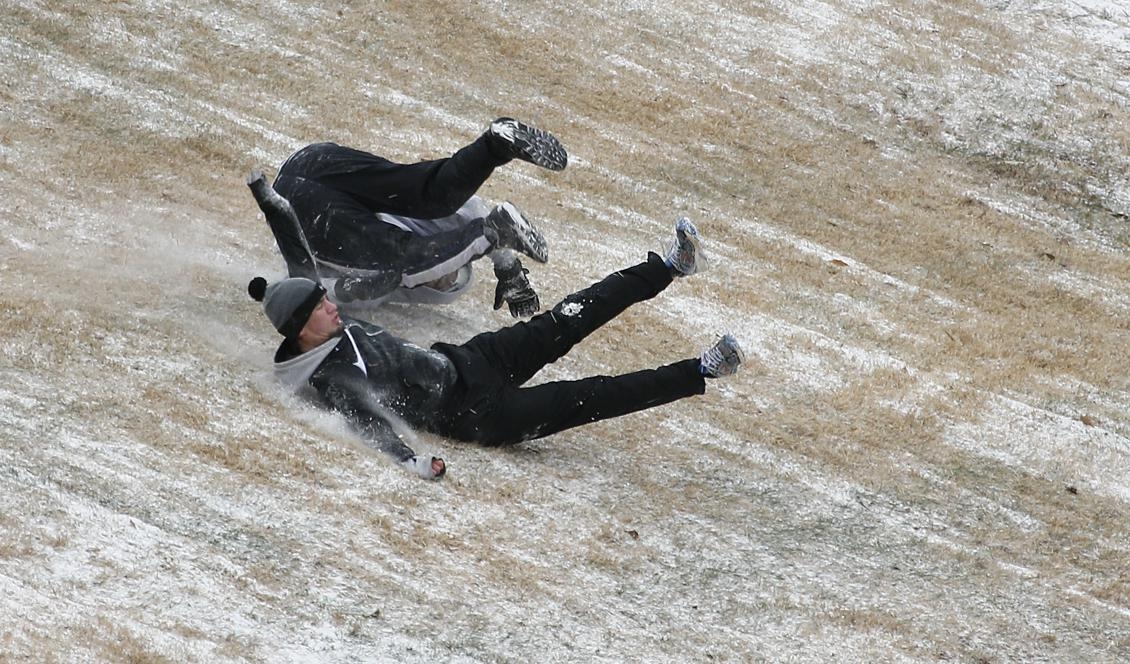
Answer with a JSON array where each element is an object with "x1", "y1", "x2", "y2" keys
[{"x1": 2, "y1": 0, "x2": 1128, "y2": 661}]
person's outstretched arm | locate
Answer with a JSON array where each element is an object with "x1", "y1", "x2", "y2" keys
[
  {"x1": 312, "y1": 365, "x2": 446, "y2": 480},
  {"x1": 247, "y1": 170, "x2": 321, "y2": 281}
]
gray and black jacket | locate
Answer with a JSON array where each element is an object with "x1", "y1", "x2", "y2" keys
[{"x1": 273, "y1": 316, "x2": 456, "y2": 478}]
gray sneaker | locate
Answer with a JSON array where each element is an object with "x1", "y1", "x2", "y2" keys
[
  {"x1": 665, "y1": 217, "x2": 708, "y2": 277},
  {"x1": 484, "y1": 202, "x2": 549, "y2": 264},
  {"x1": 700, "y1": 334, "x2": 744, "y2": 378},
  {"x1": 489, "y1": 117, "x2": 568, "y2": 171}
]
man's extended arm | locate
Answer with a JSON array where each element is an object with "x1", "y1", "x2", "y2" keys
[{"x1": 312, "y1": 364, "x2": 445, "y2": 480}]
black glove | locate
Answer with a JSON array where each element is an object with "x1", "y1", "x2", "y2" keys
[
  {"x1": 493, "y1": 261, "x2": 540, "y2": 318},
  {"x1": 333, "y1": 271, "x2": 401, "y2": 303}
]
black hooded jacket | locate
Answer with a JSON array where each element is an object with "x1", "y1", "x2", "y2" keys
[{"x1": 273, "y1": 316, "x2": 456, "y2": 476}]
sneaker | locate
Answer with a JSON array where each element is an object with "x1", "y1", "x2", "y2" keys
[
  {"x1": 665, "y1": 217, "x2": 708, "y2": 277},
  {"x1": 700, "y1": 334, "x2": 744, "y2": 378},
  {"x1": 484, "y1": 202, "x2": 549, "y2": 264},
  {"x1": 489, "y1": 117, "x2": 568, "y2": 171}
]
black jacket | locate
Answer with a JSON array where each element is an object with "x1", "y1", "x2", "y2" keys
[{"x1": 273, "y1": 316, "x2": 457, "y2": 477}]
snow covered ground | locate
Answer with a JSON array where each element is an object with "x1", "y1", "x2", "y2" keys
[{"x1": 1, "y1": 1, "x2": 1127, "y2": 662}]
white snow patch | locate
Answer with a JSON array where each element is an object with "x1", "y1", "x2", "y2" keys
[{"x1": 945, "y1": 392, "x2": 1130, "y2": 501}]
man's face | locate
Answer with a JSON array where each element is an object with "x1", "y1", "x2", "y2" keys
[{"x1": 301, "y1": 296, "x2": 343, "y2": 340}]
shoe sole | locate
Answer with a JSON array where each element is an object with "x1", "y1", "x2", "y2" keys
[
  {"x1": 674, "y1": 218, "x2": 708, "y2": 275},
  {"x1": 496, "y1": 118, "x2": 568, "y2": 171},
  {"x1": 497, "y1": 202, "x2": 549, "y2": 263},
  {"x1": 724, "y1": 335, "x2": 746, "y2": 366},
  {"x1": 720, "y1": 335, "x2": 745, "y2": 376}
]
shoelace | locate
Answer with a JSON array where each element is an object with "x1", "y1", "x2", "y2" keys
[{"x1": 702, "y1": 341, "x2": 739, "y2": 375}]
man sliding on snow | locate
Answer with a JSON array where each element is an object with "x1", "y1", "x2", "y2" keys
[
  {"x1": 248, "y1": 117, "x2": 567, "y2": 318},
  {"x1": 248, "y1": 209, "x2": 745, "y2": 479}
]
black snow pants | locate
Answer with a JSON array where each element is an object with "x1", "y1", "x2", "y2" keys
[
  {"x1": 273, "y1": 133, "x2": 508, "y2": 278},
  {"x1": 431, "y1": 253, "x2": 707, "y2": 446}
]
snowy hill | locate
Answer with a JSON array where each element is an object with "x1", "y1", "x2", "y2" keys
[{"x1": 1, "y1": 1, "x2": 1127, "y2": 662}]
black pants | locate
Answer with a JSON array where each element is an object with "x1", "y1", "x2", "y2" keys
[
  {"x1": 433, "y1": 254, "x2": 706, "y2": 446},
  {"x1": 273, "y1": 134, "x2": 507, "y2": 275}
]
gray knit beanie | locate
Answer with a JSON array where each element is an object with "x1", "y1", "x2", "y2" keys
[{"x1": 247, "y1": 276, "x2": 326, "y2": 338}]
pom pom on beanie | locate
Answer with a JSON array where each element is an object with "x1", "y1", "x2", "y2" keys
[{"x1": 248, "y1": 276, "x2": 267, "y2": 302}]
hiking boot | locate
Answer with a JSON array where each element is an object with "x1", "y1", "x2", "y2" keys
[
  {"x1": 664, "y1": 217, "x2": 708, "y2": 277},
  {"x1": 700, "y1": 334, "x2": 744, "y2": 378},
  {"x1": 488, "y1": 117, "x2": 568, "y2": 171},
  {"x1": 484, "y1": 202, "x2": 549, "y2": 264}
]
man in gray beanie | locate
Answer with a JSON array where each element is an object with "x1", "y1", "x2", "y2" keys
[
  {"x1": 250, "y1": 218, "x2": 744, "y2": 480},
  {"x1": 257, "y1": 278, "x2": 328, "y2": 340}
]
